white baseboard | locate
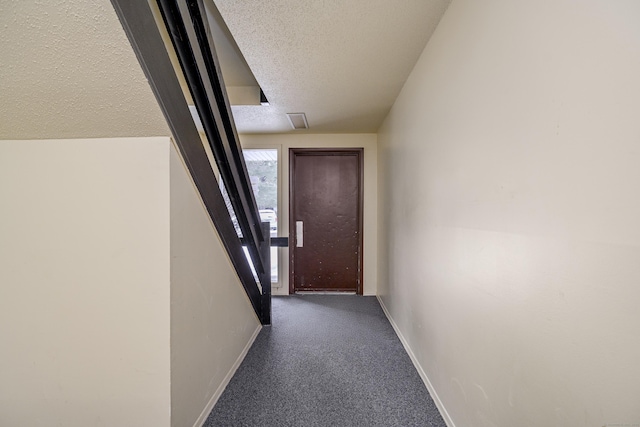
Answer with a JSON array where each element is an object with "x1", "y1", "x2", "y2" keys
[
  {"x1": 193, "y1": 324, "x2": 263, "y2": 427},
  {"x1": 376, "y1": 296, "x2": 456, "y2": 427}
]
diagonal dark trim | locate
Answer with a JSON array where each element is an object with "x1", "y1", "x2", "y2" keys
[
  {"x1": 156, "y1": 0, "x2": 267, "y2": 276},
  {"x1": 110, "y1": 0, "x2": 270, "y2": 324},
  {"x1": 258, "y1": 222, "x2": 272, "y2": 325}
]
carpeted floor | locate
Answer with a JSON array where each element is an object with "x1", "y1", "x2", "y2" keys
[{"x1": 204, "y1": 295, "x2": 446, "y2": 427}]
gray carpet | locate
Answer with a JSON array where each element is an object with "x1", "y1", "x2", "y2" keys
[{"x1": 204, "y1": 295, "x2": 446, "y2": 427}]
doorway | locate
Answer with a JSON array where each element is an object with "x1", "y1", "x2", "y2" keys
[{"x1": 289, "y1": 148, "x2": 363, "y2": 294}]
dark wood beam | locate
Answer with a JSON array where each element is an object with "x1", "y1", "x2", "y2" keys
[
  {"x1": 156, "y1": 0, "x2": 268, "y2": 276},
  {"x1": 110, "y1": 0, "x2": 269, "y2": 324}
]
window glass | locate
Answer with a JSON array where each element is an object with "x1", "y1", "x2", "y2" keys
[{"x1": 243, "y1": 149, "x2": 278, "y2": 283}]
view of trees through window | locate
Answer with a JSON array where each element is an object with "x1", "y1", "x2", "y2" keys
[
  {"x1": 244, "y1": 149, "x2": 278, "y2": 283},
  {"x1": 217, "y1": 149, "x2": 279, "y2": 283},
  {"x1": 248, "y1": 159, "x2": 277, "y2": 211}
]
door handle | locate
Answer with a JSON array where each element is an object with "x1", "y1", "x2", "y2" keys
[{"x1": 296, "y1": 221, "x2": 303, "y2": 247}]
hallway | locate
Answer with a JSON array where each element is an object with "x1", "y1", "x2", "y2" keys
[{"x1": 204, "y1": 295, "x2": 446, "y2": 426}]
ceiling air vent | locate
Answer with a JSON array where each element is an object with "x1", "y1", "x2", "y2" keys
[{"x1": 286, "y1": 113, "x2": 309, "y2": 130}]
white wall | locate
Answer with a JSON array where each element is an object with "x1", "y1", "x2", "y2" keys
[
  {"x1": 0, "y1": 138, "x2": 172, "y2": 427},
  {"x1": 0, "y1": 138, "x2": 264, "y2": 427},
  {"x1": 169, "y1": 143, "x2": 261, "y2": 427},
  {"x1": 240, "y1": 133, "x2": 378, "y2": 296},
  {"x1": 377, "y1": 1, "x2": 640, "y2": 426}
]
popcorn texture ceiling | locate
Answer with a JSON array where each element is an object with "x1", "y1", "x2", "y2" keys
[
  {"x1": 0, "y1": 0, "x2": 169, "y2": 140},
  {"x1": 213, "y1": 0, "x2": 451, "y2": 134},
  {"x1": 0, "y1": 0, "x2": 452, "y2": 138}
]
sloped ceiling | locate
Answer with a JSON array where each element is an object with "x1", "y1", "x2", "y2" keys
[
  {"x1": 0, "y1": 0, "x2": 169, "y2": 140},
  {"x1": 213, "y1": 0, "x2": 451, "y2": 134}
]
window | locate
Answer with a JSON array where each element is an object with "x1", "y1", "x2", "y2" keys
[{"x1": 243, "y1": 149, "x2": 278, "y2": 283}]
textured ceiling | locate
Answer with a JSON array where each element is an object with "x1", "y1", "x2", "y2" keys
[
  {"x1": 0, "y1": 0, "x2": 169, "y2": 140},
  {"x1": 203, "y1": 0, "x2": 257, "y2": 89},
  {"x1": 0, "y1": 0, "x2": 451, "y2": 139},
  {"x1": 213, "y1": 0, "x2": 451, "y2": 134}
]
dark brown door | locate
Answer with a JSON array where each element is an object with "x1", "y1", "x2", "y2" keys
[{"x1": 289, "y1": 148, "x2": 363, "y2": 294}]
